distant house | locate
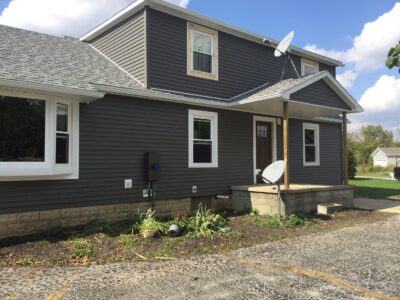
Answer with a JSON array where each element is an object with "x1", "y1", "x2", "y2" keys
[{"x1": 372, "y1": 148, "x2": 400, "y2": 167}]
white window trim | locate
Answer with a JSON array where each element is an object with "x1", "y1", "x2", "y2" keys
[
  {"x1": 188, "y1": 109, "x2": 218, "y2": 168},
  {"x1": 301, "y1": 58, "x2": 319, "y2": 76},
  {"x1": 303, "y1": 122, "x2": 320, "y2": 167},
  {"x1": 253, "y1": 116, "x2": 277, "y2": 184},
  {"x1": 187, "y1": 22, "x2": 219, "y2": 81},
  {"x1": 0, "y1": 89, "x2": 79, "y2": 181}
]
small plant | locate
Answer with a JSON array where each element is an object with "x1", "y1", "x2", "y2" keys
[
  {"x1": 138, "y1": 209, "x2": 165, "y2": 238},
  {"x1": 250, "y1": 208, "x2": 260, "y2": 215},
  {"x1": 71, "y1": 239, "x2": 93, "y2": 258},
  {"x1": 187, "y1": 204, "x2": 226, "y2": 238},
  {"x1": 117, "y1": 234, "x2": 140, "y2": 247}
]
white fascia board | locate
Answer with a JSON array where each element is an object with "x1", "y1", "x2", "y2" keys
[
  {"x1": 371, "y1": 148, "x2": 381, "y2": 157},
  {"x1": 0, "y1": 79, "x2": 105, "y2": 101},
  {"x1": 80, "y1": 0, "x2": 344, "y2": 67}
]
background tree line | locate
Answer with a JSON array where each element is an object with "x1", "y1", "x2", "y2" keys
[{"x1": 348, "y1": 125, "x2": 400, "y2": 178}]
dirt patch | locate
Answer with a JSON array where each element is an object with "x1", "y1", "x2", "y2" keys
[{"x1": 0, "y1": 210, "x2": 392, "y2": 267}]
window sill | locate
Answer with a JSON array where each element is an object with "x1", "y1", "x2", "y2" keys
[
  {"x1": 0, "y1": 165, "x2": 78, "y2": 181},
  {"x1": 189, "y1": 163, "x2": 218, "y2": 168},
  {"x1": 303, "y1": 163, "x2": 320, "y2": 167}
]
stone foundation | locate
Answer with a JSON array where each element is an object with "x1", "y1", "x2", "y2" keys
[
  {"x1": 231, "y1": 185, "x2": 354, "y2": 216},
  {"x1": 0, "y1": 195, "x2": 232, "y2": 240}
]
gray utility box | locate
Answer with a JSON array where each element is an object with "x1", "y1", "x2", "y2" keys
[{"x1": 146, "y1": 152, "x2": 162, "y2": 182}]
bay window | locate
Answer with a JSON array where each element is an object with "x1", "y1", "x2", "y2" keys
[
  {"x1": 189, "y1": 110, "x2": 218, "y2": 168},
  {"x1": 0, "y1": 92, "x2": 79, "y2": 180}
]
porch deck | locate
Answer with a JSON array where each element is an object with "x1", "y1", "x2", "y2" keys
[{"x1": 231, "y1": 184, "x2": 354, "y2": 215}]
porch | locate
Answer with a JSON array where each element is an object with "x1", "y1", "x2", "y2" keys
[{"x1": 231, "y1": 184, "x2": 354, "y2": 215}]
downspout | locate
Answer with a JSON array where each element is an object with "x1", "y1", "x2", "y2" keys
[{"x1": 144, "y1": 5, "x2": 151, "y2": 89}]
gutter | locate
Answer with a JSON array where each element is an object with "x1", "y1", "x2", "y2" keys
[{"x1": 0, "y1": 79, "x2": 105, "y2": 101}]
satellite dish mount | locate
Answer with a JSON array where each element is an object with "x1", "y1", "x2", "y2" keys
[
  {"x1": 262, "y1": 160, "x2": 286, "y2": 221},
  {"x1": 271, "y1": 31, "x2": 300, "y2": 79}
]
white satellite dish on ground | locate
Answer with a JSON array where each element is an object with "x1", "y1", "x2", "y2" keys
[
  {"x1": 266, "y1": 31, "x2": 300, "y2": 78},
  {"x1": 274, "y1": 31, "x2": 295, "y2": 57},
  {"x1": 262, "y1": 160, "x2": 286, "y2": 220}
]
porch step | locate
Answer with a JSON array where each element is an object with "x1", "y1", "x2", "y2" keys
[{"x1": 317, "y1": 203, "x2": 343, "y2": 215}]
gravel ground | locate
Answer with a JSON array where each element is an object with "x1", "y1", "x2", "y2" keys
[{"x1": 1, "y1": 214, "x2": 399, "y2": 300}]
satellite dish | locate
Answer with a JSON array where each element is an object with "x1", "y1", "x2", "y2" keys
[
  {"x1": 261, "y1": 160, "x2": 286, "y2": 220},
  {"x1": 262, "y1": 160, "x2": 286, "y2": 184},
  {"x1": 274, "y1": 31, "x2": 295, "y2": 57}
]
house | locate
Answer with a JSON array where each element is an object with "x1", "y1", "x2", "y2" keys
[
  {"x1": 0, "y1": 0, "x2": 363, "y2": 239},
  {"x1": 372, "y1": 148, "x2": 400, "y2": 167}
]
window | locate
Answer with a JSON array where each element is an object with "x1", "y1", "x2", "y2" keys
[
  {"x1": 56, "y1": 103, "x2": 70, "y2": 164},
  {"x1": 303, "y1": 123, "x2": 320, "y2": 166},
  {"x1": 189, "y1": 110, "x2": 218, "y2": 168},
  {"x1": 0, "y1": 97, "x2": 45, "y2": 162},
  {"x1": 187, "y1": 22, "x2": 219, "y2": 81},
  {"x1": 301, "y1": 58, "x2": 319, "y2": 76},
  {"x1": 0, "y1": 93, "x2": 79, "y2": 180}
]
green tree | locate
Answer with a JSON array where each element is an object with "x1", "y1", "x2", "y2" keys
[
  {"x1": 386, "y1": 41, "x2": 400, "y2": 73},
  {"x1": 354, "y1": 125, "x2": 394, "y2": 165}
]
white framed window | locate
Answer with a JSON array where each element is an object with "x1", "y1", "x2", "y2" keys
[
  {"x1": 303, "y1": 123, "x2": 320, "y2": 166},
  {"x1": 301, "y1": 58, "x2": 319, "y2": 76},
  {"x1": 187, "y1": 22, "x2": 219, "y2": 81},
  {"x1": 0, "y1": 91, "x2": 79, "y2": 181},
  {"x1": 188, "y1": 109, "x2": 218, "y2": 168}
]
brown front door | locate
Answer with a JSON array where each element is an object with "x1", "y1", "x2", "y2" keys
[{"x1": 256, "y1": 121, "x2": 272, "y2": 183}]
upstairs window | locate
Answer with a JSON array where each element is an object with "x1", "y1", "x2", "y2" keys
[
  {"x1": 301, "y1": 58, "x2": 319, "y2": 76},
  {"x1": 303, "y1": 123, "x2": 320, "y2": 166},
  {"x1": 189, "y1": 110, "x2": 218, "y2": 168},
  {"x1": 187, "y1": 22, "x2": 219, "y2": 81}
]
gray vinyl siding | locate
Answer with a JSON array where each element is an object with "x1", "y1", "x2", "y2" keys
[
  {"x1": 291, "y1": 80, "x2": 351, "y2": 111},
  {"x1": 0, "y1": 95, "x2": 254, "y2": 214},
  {"x1": 0, "y1": 95, "x2": 343, "y2": 215},
  {"x1": 148, "y1": 9, "x2": 336, "y2": 99},
  {"x1": 90, "y1": 10, "x2": 146, "y2": 85},
  {"x1": 287, "y1": 119, "x2": 343, "y2": 185}
]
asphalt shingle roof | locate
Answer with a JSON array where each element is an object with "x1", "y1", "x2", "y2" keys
[
  {"x1": 0, "y1": 25, "x2": 143, "y2": 92},
  {"x1": 230, "y1": 72, "x2": 321, "y2": 103},
  {"x1": 379, "y1": 148, "x2": 400, "y2": 156}
]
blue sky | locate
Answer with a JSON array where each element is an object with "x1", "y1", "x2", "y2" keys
[{"x1": 0, "y1": 0, "x2": 399, "y2": 132}]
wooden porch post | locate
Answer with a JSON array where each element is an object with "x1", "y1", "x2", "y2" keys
[
  {"x1": 342, "y1": 112, "x2": 348, "y2": 185},
  {"x1": 283, "y1": 102, "x2": 289, "y2": 190}
]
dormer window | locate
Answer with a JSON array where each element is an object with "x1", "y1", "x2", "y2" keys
[
  {"x1": 187, "y1": 22, "x2": 219, "y2": 81},
  {"x1": 301, "y1": 58, "x2": 319, "y2": 76}
]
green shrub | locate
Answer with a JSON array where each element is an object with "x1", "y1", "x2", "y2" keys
[
  {"x1": 348, "y1": 149, "x2": 357, "y2": 179},
  {"x1": 71, "y1": 239, "x2": 93, "y2": 258},
  {"x1": 251, "y1": 214, "x2": 312, "y2": 228},
  {"x1": 188, "y1": 204, "x2": 226, "y2": 237}
]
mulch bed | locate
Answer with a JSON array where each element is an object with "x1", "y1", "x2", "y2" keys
[{"x1": 0, "y1": 210, "x2": 392, "y2": 267}]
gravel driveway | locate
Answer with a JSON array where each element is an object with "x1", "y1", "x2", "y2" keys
[{"x1": 1, "y1": 214, "x2": 399, "y2": 300}]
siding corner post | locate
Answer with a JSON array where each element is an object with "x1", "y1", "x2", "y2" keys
[
  {"x1": 283, "y1": 101, "x2": 290, "y2": 190},
  {"x1": 342, "y1": 112, "x2": 348, "y2": 185},
  {"x1": 144, "y1": 5, "x2": 150, "y2": 89}
]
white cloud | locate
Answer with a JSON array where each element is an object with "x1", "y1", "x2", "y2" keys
[
  {"x1": 304, "y1": 3, "x2": 400, "y2": 88},
  {"x1": 336, "y1": 70, "x2": 357, "y2": 89},
  {"x1": 349, "y1": 75, "x2": 400, "y2": 131},
  {"x1": 0, "y1": 0, "x2": 190, "y2": 37},
  {"x1": 359, "y1": 75, "x2": 400, "y2": 112}
]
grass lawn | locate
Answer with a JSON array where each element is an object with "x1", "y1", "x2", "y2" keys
[
  {"x1": 356, "y1": 172, "x2": 392, "y2": 179},
  {"x1": 350, "y1": 178, "x2": 400, "y2": 200}
]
